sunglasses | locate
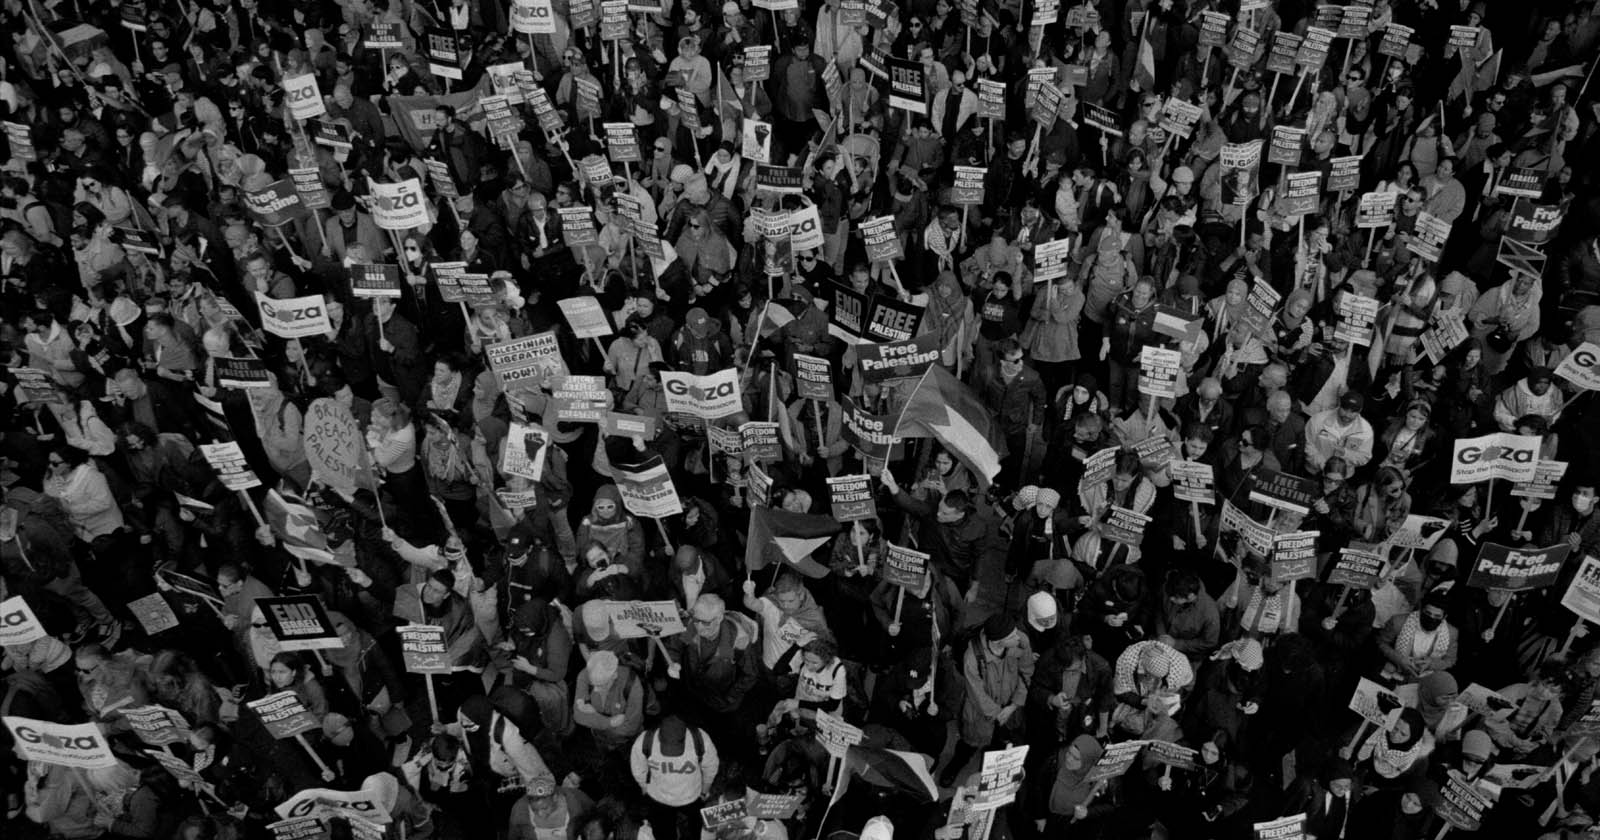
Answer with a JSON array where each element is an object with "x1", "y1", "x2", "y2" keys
[{"x1": 252, "y1": 622, "x2": 270, "y2": 629}]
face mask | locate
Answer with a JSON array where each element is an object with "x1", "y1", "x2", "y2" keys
[
  {"x1": 1576, "y1": 494, "x2": 1596, "y2": 514},
  {"x1": 1419, "y1": 613, "x2": 1443, "y2": 631}
]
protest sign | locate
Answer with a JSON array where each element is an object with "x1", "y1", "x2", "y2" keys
[
  {"x1": 1103, "y1": 507, "x2": 1152, "y2": 546},
  {"x1": 486, "y1": 332, "x2": 567, "y2": 388},
  {"x1": 1494, "y1": 166, "x2": 1544, "y2": 199},
  {"x1": 303, "y1": 398, "x2": 374, "y2": 495},
  {"x1": 127, "y1": 593, "x2": 180, "y2": 636},
  {"x1": 604, "y1": 122, "x2": 641, "y2": 162},
  {"x1": 794, "y1": 354, "x2": 834, "y2": 401},
  {"x1": 1296, "y1": 26, "x2": 1334, "y2": 71},
  {"x1": 1279, "y1": 171, "x2": 1321, "y2": 217},
  {"x1": 552, "y1": 375, "x2": 611, "y2": 423},
  {"x1": 1078, "y1": 448, "x2": 1120, "y2": 498},
  {"x1": 1271, "y1": 531, "x2": 1319, "y2": 581},
  {"x1": 700, "y1": 800, "x2": 748, "y2": 830},
  {"x1": 1227, "y1": 27, "x2": 1262, "y2": 67},
  {"x1": 883, "y1": 543, "x2": 929, "y2": 588},
  {"x1": 244, "y1": 180, "x2": 308, "y2": 227},
  {"x1": 1379, "y1": 23, "x2": 1413, "y2": 57},
  {"x1": 1267, "y1": 125, "x2": 1304, "y2": 165},
  {"x1": 1434, "y1": 774, "x2": 1490, "y2": 831},
  {"x1": 1254, "y1": 814, "x2": 1306, "y2": 840},
  {"x1": 1420, "y1": 313, "x2": 1469, "y2": 364},
  {"x1": 9, "y1": 368, "x2": 61, "y2": 404},
  {"x1": 1198, "y1": 10, "x2": 1229, "y2": 47},
  {"x1": 616, "y1": 461, "x2": 684, "y2": 518},
  {"x1": 425, "y1": 29, "x2": 463, "y2": 79},
  {"x1": 1348, "y1": 677, "x2": 1405, "y2": 726},
  {"x1": 743, "y1": 45, "x2": 772, "y2": 82},
  {"x1": 607, "y1": 601, "x2": 688, "y2": 639},
  {"x1": 308, "y1": 119, "x2": 353, "y2": 151},
  {"x1": 1084, "y1": 740, "x2": 1147, "y2": 783},
  {"x1": 1457, "y1": 683, "x2": 1515, "y2": 718},
  {"x1": 3, "y1": 122, "x2": 35, "y2": 161},
  {"x1": 1136, "y1": 347, "x2": 1182, "y2": 399},
  {"x1": 1265, "y1": 31, "x2": 1301, "y2": 75},
  {"x1": 1220, "y1": 141, "x2": 1262, "y2": 206},
  {"x1": 123, "y1": 705, "x2": 192, "y2": 746},
  {"x1": 424, "y1": 158, "x2": 458, "y2": 198},
  {"x1": 1356, "y1": 192, "x2": 1395, "y2": 228},
  {"x1": 398, "y1": 625, "x2": 451, "y2": 673},
  {"x1": 200, "y1": 442, "x2": 262, "y2": 490},
  {"x1": 370, "y1": 178, "x2": 430, "y2": 230},
  {"x1": 247, "y1": 692, "x2": 321, "y2": 739},
  {"x1": 349, "y1": 263, "x2": 402, "y2": 298},
  {"x1": 1449, "y1": 433, "x2": 1541, "y2": 484},
  {"x1": 1326, "y1": 155, "x2": 1362, "y2": 192},
  {"x1": 1389, "y1": 515, "x2": 1450, "y2": 551},
  {"x1": 1511, "y1": 460, "x2": 1567, "y2": 499},
  {"x1": 2, "y1": 718, "x2": 117, "y2": 768},
  {"x1": 1144, "y1": 740, "x2": 1199, "y2": 771},
  {"x1": 976, "y1": 79, "x2": 1006, "y2": 118},
  {"x1": 827, "y1": 475, "x2": 875, "y2": 522},
  {"x1": 289, "y1": 167, "x2": 330, "y2": 209},
  {"x1": 501, "y1": 423, "x2": 549, "y2": 481},
  {"x1": 1171, "y1": 460, "x2": 1216, "y2": 504},
  {"x1": 740, "y1": 421, "x2": 783, "y2": 461},
  {"x1": 1248, "y1": 470, "x2": 1318, "y2": 515},
  {"x1": 1328, "y1": 546, "x2": 1385, "y2": 589},
  {"x1": 258, "y1": 595, "x2": 343, "y2": 651},
  {"x1": 1335, "y1": 294, "x2": 1379, "y2": 345},
  {"x1": 257, "y1": 293, "x2": 331, "y2": 339},
  {"x1": 660, "y1": 369, "x2": 743, "y2": 419},
  {"x1": 861, "y1": 216, "x2": 903, "y2": 262},
  {"x1": 840, "y1": 400, "x2": 895, "y2": 466},
  {"x1": 888, "y1": 57, "x2": 928, "y2": 113},
  {"x1": 815, "y1": 710, "x2": 864, "y2": 758},
  {"x1": 1557, "y1": 343, "x2": 1600, "y2": 390},
  {"x1": 510, "y1": 0, "x2": 557, "y2": 33},
  {"x1": 746, "y1": 792, "x2": 804, "y2": 820},
  {"x1": 858, "y1": 334, "x2": 942, "y2": 386},
  {"x1": 951, "y1": 166, "x2": 986, "y2": 205},
  {"x1": 755, "y1": 164, "x2": 803, "y2": 193},
  {"x1": 0, "y1": 596, "x2": 45, "y2": 646},
  {"x1": 605, "y1": 412, "x2": 658, "y2": 440},
  {"x1": 275, "y1": 775, "x2": 396, "y2": 823},
  {"x1": 1467, "y1": 542, "x2": 1570, "y2": 591},
  {"x1": 1158, "y1": 99, "x2": 1203, "y2": 138},
  {"x1": 1410, "y1": 212, "x2": 1451, "y2": 262},
  {"x1": 1033, "y1": 239, "x2": 1074, "y2": 281},
  {"x1": 1506, "y1": 202, "x2": 1563, "y2": 244},
  {"x1": 972, "y1": 746, "x2": 1029, "y2": 810}
]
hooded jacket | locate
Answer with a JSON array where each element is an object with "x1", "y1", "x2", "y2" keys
[
  {"x1": 1048, "y1": 734, "x2": 1108, "y2": 815},
  {"x1": 575, "y1": 485, "x2": 646, "y2": 568}
]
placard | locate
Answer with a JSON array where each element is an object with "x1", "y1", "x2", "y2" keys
[
  {"x1": 607, "y1": 600, "x2": 689, "y2": 639},
  {"x1": 246, "y1": 692, "x2": 322, "y2": 739},
  {"x1": 486, "y1": 332, "x2": 567, "y2": 388},
  {"x1": 858, "y1": 334, "x2": 941, "y2": 386},
  {"x1": 1356, "y1": 192, "x2": 1395, "y2": 228},
  {"x1": 258, "y1": 595, "x2": 343, "y2": 651},
  {"x1": 397, "y1": 624, "x2": 451, "y2": 673},
  {"x1": 366, "y1": 21, "x2": 403, "y2": 49},
  {"x1": 1389, "y1": 515, "x2": 1450, "y2": 551},
  {"x1": 976, "y1": 79, "x2": 1006, "y2": 119},
  {"x1": 1348, "y1": 677, "x2": 1404, "y2": 726},
  {"x1": 425, "y1": 29, "x2": 463, "y2": 80},
  {"x1": 2, "y1": 718, "x2": 117, "y2": 768},
  {"x1": 1410, "y1": 212, "x2": 1452, "y2": 262},
  {"x1": 740, "y1": 421, "x2": 783, "y2": 462},
  {"x1": 1268, "y1": 125, "x2": 1305, "y2": 166},
  {"x1": 888, "y1": 57, "x2": 928, "y2": 114},
  {"x1": 350, "y1": 263, "x2": 402, "y2": 298},
  {"x1": 1144, "y1": 740, "x2": 1198, "y2": 771},
  {"x1": 1171, "y1": 460, "x2": 1215, "y2": 504},
  {"x1": 1378, "y1": 23, "x2": 1413, "y2": 58},
  {"x1": 1434, "y1": 775, "x2": 1490, "y2": 831},
  {"x1": 510, "y1": 0, "x2": 557, "y2": 34},
  {"x1": 700, "y1": 800, "x2": 748, "y2": 830},
  {"x1": 127, "y1": 593, "x2": 180, "y2": 636},
  {"x1": 1271, "y1": 531, "x2": 1318, "y2": 581},
  {"x1": 1296, "y1": 27, "x2": 1335, "y2": 72},
  {"x1": 746, "y1": 792, "x2": 804, "y2": 820},
  {"x1": 283, "y1": 74, "x2": 326, "y2": 121},
  {"x1": 1227, "y1": 27, "x2": 1262, "y2": 67},
  {"x1": 1558, "y1": 342, "x2": 1600, "y2": 390},
  {"x1": 1511, "y1": 459, "x2": 1567, "y2": 499},
  {"x1": 1198, "y1": 10, "x2": 1230, "y2": 48},
  {"x1": 1338, "y1": 5, "x2": 1371, "y2": 39},
  {"x1": 1281, "y1": 171, "x2": 1321, "y2": 217},
  {"x1": 951, "y1": 166, "x2": 986, "y2": 205},
  {"x1": 1419, "y1": 313, "x2": 1470, "y2": 364},
  {"x1": 1506, "y1": 202, "x2": 1563, "y2": 244},
  {"x1": 1328, "y1": 546, "x2": 1384, "y2": 589},
  {"x1": 605, "y1": 412, "x2": 658, "y2": 440},
  {"x1": 1335, "y1": 294, "x2": 1379, "y2": 346},
  {"x1": 660, "y1": 369, "x2": 743, "y2": 419},
  {"x1": 289, "y1": 167, "x2": 330, "y2": 209},
  {"x1": 123, "y1": 705, "x2": 192, "y2": 746},
  {"x1": 826, "y1": 474, "x2": 875, "y2": 522},
  {"x1": 883, "y1": 543, "x2": 929, "y2": 588},
  {"x1": 557, "y1": 297, "x2": 613, "y2": 339},
  {"x1": 1102, "y1": 507, "x2": 1151, "y2": 546},
  {"x1": 1449, "y1": 25, "x2": 1481, "y2": 49},
  {"x1": 1248, "y1": 470, "x2": 1318, "y2": 515},
  {"x1": 743, "y1": 45, "x2": 772, "y2": 83},
  {"x1": 213, "y1": 357, "x2": 270, "y2": 389},
  {"x1": 604, "y1": 122, "x2": 641, "y2": 163},
  {"x1": 370, "y1": 178, "x2": 430, "y2": 230},
  {"x1": 1083, "y1": 104, "x2": 1122, "y2": 136},
  {"x1": 755, "y1": 164, "x2": 803, "y2": 194},
  {"x1": 1467, "y1": 542, "x2": 1570, "y2": 590},
  {"x1": 1136, "y1": 346, "x2": 1182, "y2": 399},
  {"x1": 1030, "y1": 82, "x2": 1063, "y2": 127},
  {"x1": 1494, "y1": 167, "x2": 1544, "y2": 199},
  {"x1": 814, "y1": 710, "x2": 864, "y2": 758},
  {"x1": 1158, "y1": 99, "x2": 1203, "y2": 138},
  {"x1": 244, "y1": 180, "x2": 308, "y2": 227},
  {"x1": 0, "y1": 596, "x2": 45, "y2": 645},
  {"x1": 500, "y1": 422, "x2": 549, "y2": 481},
  {"x1": 1448, "y1": 433, "x2": 1541, "y2": 484},
  {"x1": 200, "y1": 441, "x2": 261, "y2": 490},
  {"x1": 1265, "y1": 31, "x2": 1302, "y2": 75},
  {"x1": 972, "y1": 746, "x2": 1028, "y2": 810},
  {"x1": 551, "y1": 375, "x2": 611, "y2": 423},
  {"x1": 1220, "y1": 141, "x2": 1262, "y2": 206},
  {"x1": 303, "y1": 398, "x2": 373, "y2": 495},
  {"x1": 861, "y1": 216, "x2": 903, "y2": 262},
  {"x1": 1327, "y1": 155, "x2": 1362, "y2": 192},
  {"x1": 616, "y1": 461, "x2": 684, "y2": 518},
  {"x1": 1254, "y1": 813, "x2": 1306, "y2": 840},
  {"x1": 1083, "y1": 740, "x2": 1147, "y2": 783}
]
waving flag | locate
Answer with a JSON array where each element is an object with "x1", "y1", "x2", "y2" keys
[
  {"x1": 842, "y1": 745, "x2": 940, "y2": 802},
  {"x1": 745, "y1": 507, "x2": 840, "y2": 578},
  {"x1": 263, "y1": 489, "x2": 340, "y2": 566},
  {"x1": 895, "y1": 365, "x2": 1005, "y2": 488}
]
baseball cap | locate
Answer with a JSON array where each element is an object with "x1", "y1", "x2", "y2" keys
[
  {"x1": 1339, "y1": 392, "x2": 1365, "y2": 411},
  {"x1": 1026, "y1": 592, "x2": 1058, "y2": 631}
]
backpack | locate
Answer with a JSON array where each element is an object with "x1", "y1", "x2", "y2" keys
[{"x1": 641, "y1": 725, "x2": 705, "y2": 784}]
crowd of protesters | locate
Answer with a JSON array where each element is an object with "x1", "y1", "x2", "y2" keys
[{"x1": 5, "y1": 0, "x2": 1600, "y2": 839}]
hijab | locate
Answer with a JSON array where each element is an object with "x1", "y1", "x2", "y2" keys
[{"x1": 1048, "y1": 734, "x2": 1107, "y2": 813}]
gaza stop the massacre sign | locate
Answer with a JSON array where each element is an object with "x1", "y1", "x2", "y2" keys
[{"x1": 1449, "y1": 433, "x2": 1541, "y2": 484}]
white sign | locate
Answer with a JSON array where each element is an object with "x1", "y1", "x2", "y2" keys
[
  {"x1": 3, "y1": 717, "x2": 117, "y2": 768},
  {"x1": 789, "y1": 205, "x2": 824, "y2": 251},
  {"x1": 1556, "y1": 342, "x2": 1600, "y2": 391},
  {"x1": 282, "y1": 74, "x2": 326, "y2": 121},
  {"x1": 510, "y1": 0, "x2": 557, "y2": 33},
  {"x1": 660, "y1": 369, "x2": 744, "y2": 419},
  {"x1": 0, "y1": 596, "x2": 46, "y2": 645},
  {"x1": 1449, "y1": 433, "x2": 1542, "y2": 484},
  {"x1": 606, "y1": 600, "x2": 688, "y2": 638},
  {"x1": 257, "y1": 293, "x2": 333, "y2": 339},
  {"x1": 274, "y1": 774, "x2": 397, "y2": 824},
  {"x1": 370, "y1": 179, "x2": 431, "y2": 231}
]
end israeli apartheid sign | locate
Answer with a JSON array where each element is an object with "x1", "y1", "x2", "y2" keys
[{"x1": 258, "y1": 595, "x2": 343, "y2": 651}]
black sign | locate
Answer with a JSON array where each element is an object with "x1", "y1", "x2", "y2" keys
[
  {"x1": 215, "y1": 357, "x2": 271, "y2": 389},
  {"x1": 1247, "y1": 470, "x2": 1319, "y2": 515},
  {"x1": 255, "y1": 595, "x2": 342, "y2": 651}
]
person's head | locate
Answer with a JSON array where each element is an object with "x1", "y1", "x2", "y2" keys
[
  {"x1": 1436, "y1": 157, "x2": 1456, "y2": 180},
  {"x1": 1182, "y1": 422, "x2": 1214, "y2": 460},
  {"x1": 1419, "y1": 590, "x2": 1449, "y2": 631},
  {"x1": 691, "y1": 593, "x2": 726, "y2": 640},
  {"x1": 1237, "y1": 424, "x2": 1266, "y2": 458},
  {"x1": 997, "y1": 338, "x2": 1024, "y2": 377},
  {"x1": 1322, "y1": 457, "x2": 1350, "y2": 492},
  {"x1": 1130, "y1": 277, "x2": 1156, "y2": 308},
  {"x1": 771, "y1": 572, "x2": 807, "y2": 614},
  {"x1": 801, "y1": 638, "x2": 838, "y2": 672},
  {"x1": 119, "y1": 421, "x2": 159, "y2": 454},
  {"x1": 1111, "y1": 451, "x2": 1142, "y2": 492},
  {"x1": 1574, "y1": 484, "x2": 1597, "y2": 515},
  {"x1": 1167, "y1": 571, "x2": 1202, "y2": 608},
  {"x1": 268, "y1": 652, "x2": 306, "y2": 689},
  {"x1": 422, "y1": 570, "x2": 456, "y2": 607},
  {"x1": 937, "y1": 489, "x2": 973, "y2": 524},
  {"x1": 1337, "y1": 391, "x2": 1364, "y2": 424}
]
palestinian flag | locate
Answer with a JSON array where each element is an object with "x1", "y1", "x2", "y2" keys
[
  {"x1": 895, "y1": 364, "x2": 1005, "y2": 488},
  {"x1": 263, "y1": 488, "x2": 340, "y2": 566},
  {"x1": 842, "y1": 745, "x2": 939, "y2": 803},
  {"x1": 745, "y1": 507, "x2": 840, "y2": 578},
  {"x1": 1130, "y1": 10, "x2": 1157, "y2": 93}
]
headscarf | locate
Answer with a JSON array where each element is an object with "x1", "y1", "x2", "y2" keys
[
  {"x1": 323, "y1": 612, "x2": 371, "y2": 700},
  {"x1": 1416, "y1": 671, "x2": 1458, "y2": 729},
  {"x1": 1047, "y1": 734, "x2": 1106, "y2": 813},
  {"x1": 1366, "y1": 708, "x2": 1430, "y2": 778},
  {"x1": 1280, "y1": 289, "x2": 1314, "y2": 329}
]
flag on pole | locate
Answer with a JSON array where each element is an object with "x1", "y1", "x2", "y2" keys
[
  {"x1": 744, "y1": 507, "x2": 840, "y2": 578},
  {"x1": 263, "y1": 489, "x2": 340, "y2": 565},
  {"x1": 1131, "y1": 14, "x2": 1157, "y2": 93},
  {"x1": 842, "y1": 745, "x2": 940, "y2": 803},
  {"x1": 895, "y1": 365, "x2": 1006, "y2": 488}
]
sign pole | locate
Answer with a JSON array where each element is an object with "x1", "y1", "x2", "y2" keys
[
  {"x1": 1331, "y1": 585, "x2": 1351, "y2": 620},
  {"x1": 294, "y1": 733, "x2": 336, "y2": 780},
  {"x1": 239, "y1": 490, "x2": 267, "y2": 526},
  {"x1": 1488, "y1": 594, "x2": 1512, "y2": 636},
  {"x1": 654, "y1": 518, "x2": 675, "y2": 553},
  {"x1": 1345, "y1": 719, "x2": 1371, "y2": 752},
  {"x1": 425, "y1": 672, "x2": 440, "y2": 722}
]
